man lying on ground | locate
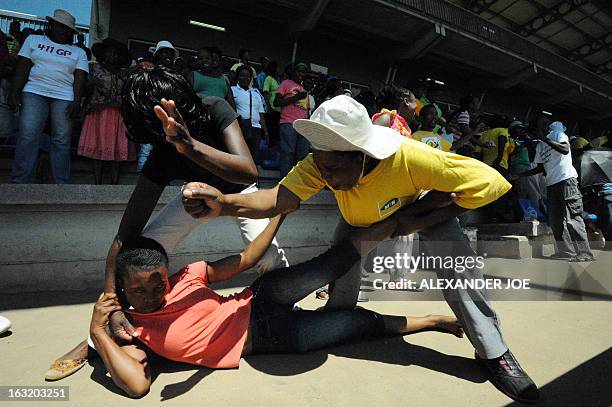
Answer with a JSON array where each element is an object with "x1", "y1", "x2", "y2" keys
[{"x1": 89, "y1": 209, "x2": 463, "y2": 397}]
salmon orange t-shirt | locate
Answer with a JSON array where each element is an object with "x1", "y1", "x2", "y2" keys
[{"x1": 127, "y1": 261, "x2": 252, "y2": 369}]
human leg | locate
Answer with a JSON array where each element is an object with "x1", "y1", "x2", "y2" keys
[
  {"x1": 418, "y1": 217, "x2": 508, "y2": 359},
  {"x1": 561, "y1": 178, "x2": 593, "y2": 258},
  {"x1": 48, "y1": 98, "x2": 73, "y2": 184},
  {"x1": 233, "y1": 184, "x2": 289, "y2": 272},
  {"x1": 11, "y1": 92, "x2": 49, "y2": 183},
  {"x1": 141, "y1": 190, "x2": 202, "y2": 255},
  {"x1": 547, "y1": 182, "x2": 577, "y2": 257},
  {"x1": 279, "y1": 123, "x2": 297, "y2": 178}
]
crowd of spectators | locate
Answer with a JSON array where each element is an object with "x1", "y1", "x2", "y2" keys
[{"x1": 0, "y1": 9, "x2": 611, "y2": 243}]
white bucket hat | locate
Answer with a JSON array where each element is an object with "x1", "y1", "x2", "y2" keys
[
  {"x1": 293, "y1": 95, "x2": 405, "y2": 159},
  {"x1": 154, "y1": 40, "x2": 179, "y2": 59},
  {"x1": 46, "y1": 9, "x2": 77, "y2": 32}
]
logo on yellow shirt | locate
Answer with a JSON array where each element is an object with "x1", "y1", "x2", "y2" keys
[
  {"x1": 378, "y1": 197, "x2": 403, "y2": 219},
  {"x1": 422, "y1": 136, "x2": 441, "y2": 150}
]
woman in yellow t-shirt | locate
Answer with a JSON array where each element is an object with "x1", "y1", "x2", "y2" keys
[
  {"x1": 412, "y1": 104, "x2": 452, "y2": 152},
  {"x1": 178, "y1": 96, "x2": 537, "y2": 404}
]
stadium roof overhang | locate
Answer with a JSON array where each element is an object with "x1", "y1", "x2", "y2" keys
[{"x1": 193, "y1": 0, "x2": 612, "y2": 119}]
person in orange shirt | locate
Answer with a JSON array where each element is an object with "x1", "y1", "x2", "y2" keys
[{"x1": 88, "y1": 211, "x2": 462, "y2": 397}]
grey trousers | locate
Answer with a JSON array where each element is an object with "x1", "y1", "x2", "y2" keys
[
  {"x1": 325, "y1": 217, "x2": 508, "y2": 359},
  {"x1": 546, "y1": 177, "x2": 593, "y2": 257}
]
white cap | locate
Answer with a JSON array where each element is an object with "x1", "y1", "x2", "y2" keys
[
  {"x1": 293, "y1": 95, "x2": 405, "y2": 159},
  {"x1": 154, "y1": 40, "x2": 179, "y2": 59}
]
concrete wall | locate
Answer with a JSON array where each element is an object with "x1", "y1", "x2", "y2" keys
[{"x1": 0, "y1": 185, "x2": 340, "y2": 294}]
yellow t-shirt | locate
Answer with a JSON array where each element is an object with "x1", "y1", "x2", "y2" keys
[
  {"x1": 412, "y1": 130, "x2": 452, "y2": 152},
  {"x1": 280, "y1": 139, "x2": 512, "y2": 227},
  {"x1": 478, "y1": 128, "x2": 514, "y2": 170}
]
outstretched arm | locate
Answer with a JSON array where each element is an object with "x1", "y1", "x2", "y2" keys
[
  {"x1": 182, "y1": 183, "x2": 301, "y2": 220},
  {"x1": 154, "y1": 99, "x2": 257, "y2": 184},
  {"x1": 206, "y1": 214, "x2": 286, "y2": 282},
  {"x1": 89, "y1": 293, "x2": 151, "y2": 398}
]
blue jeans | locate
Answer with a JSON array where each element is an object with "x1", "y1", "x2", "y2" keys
[
  {"x1": 248, "y1": 240, "x2": 386, "y2": 354},
  {"x1": 279, "y1": 123, "x2": 310, "y2": 178},
  {"x1": 11, "y1": 92, "x2": 73, "y2": 184},
  {"x1": 137, "y1": 144, "x2": 153, "y2": 172}
]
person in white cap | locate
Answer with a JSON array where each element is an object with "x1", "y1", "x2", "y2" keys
[
  {"x1": 136, "y1": 40, "x2": 180, "y2": 172},
  {"x1": 153, "y1": 40, "x2": 178, "y2": 69},
  {"x1": 181, "y1": 95, "x2": 540, "y2": 404},
  {"x1": 8, "y1": 9, "x2": 88, "y2": 183}
]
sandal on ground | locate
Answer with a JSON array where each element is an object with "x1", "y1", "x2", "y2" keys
[{"x1": 44, "y1": 358, "x2": 87, "y2": 381}]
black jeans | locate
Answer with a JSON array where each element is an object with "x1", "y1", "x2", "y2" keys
[{"x1": 248, "y1": 240, "x2": 386, "y2": 354}]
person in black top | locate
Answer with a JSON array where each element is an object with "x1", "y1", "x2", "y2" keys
[{"x1": 46, "y1": 67, "x2": 289, "y2": 376}]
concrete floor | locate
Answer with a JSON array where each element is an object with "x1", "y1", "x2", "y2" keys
[{"x1": 1, "y1": 291, "x2": 611, "y2": 407}]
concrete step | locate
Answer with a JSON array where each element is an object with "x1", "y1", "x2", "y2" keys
[{"x1": 0, "y1": 155, "x2": 281, "y2": 186}]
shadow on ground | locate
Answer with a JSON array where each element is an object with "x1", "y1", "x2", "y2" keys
[
  {"x1": 89, "y1": 336, "x2": 488, "y2": 401},
  {"x1": 503, "y1": 347, "x2": 612, "y2": 407}
]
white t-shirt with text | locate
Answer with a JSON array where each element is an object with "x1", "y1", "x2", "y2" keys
[
  {"x1": 18, "y1": 35, "x2": 89, "y2": 101},
  {"x1": 534, "y1": 130, "x2": 577, "y2": 186}
]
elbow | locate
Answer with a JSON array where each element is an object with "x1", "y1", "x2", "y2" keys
[
  {"x1": 123, "y1": 381, "x2": 150, "y2": 399},
  {"x1": 241, "y1": 162, "x2": 258, "y2": 184}
]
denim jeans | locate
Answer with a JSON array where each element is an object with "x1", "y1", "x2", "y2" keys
[
  {"x1": 137, "y1": 143, "x2": 153, "y2": 172},
  {"x1": 248, "y1": 240, "x2": 386, "y2": 354},
  {"x1": 11, "y1": 92, "x2": 72, "y2": 183},
  {"x1": 279, "y1": 123, "x2": 310, "y2": 178}
]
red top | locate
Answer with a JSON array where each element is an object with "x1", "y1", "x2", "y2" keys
[
  {"x1": 371, "y1": 109, "x2": 412, "y2": 138},
  {"x1": 128, "y1": 261, "x2": 253, "y2": 369}
]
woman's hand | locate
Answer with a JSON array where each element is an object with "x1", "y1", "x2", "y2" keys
[
  {"x1": 153, "y1": 98, "x2": 195, "y2": 154},
  {"x1": 182, "y1": 182, "x2": 225, "y2": 220},
  {"x1": 90, "y1": 292, "x2": 123, "y2": 335},
  {"x1": 66, "y1": 102, "x2": 81, "y2": 119}
]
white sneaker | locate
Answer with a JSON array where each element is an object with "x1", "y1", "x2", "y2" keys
[{"x1": 0, "y1": 316, "x2": 11, "y2": 335}]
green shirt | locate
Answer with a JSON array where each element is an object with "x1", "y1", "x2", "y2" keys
[
  {"x1": 194, "y1": 71, "x2": 229, "y2": 99},
  {"x1": 263, "y1": 75, "x2": 280, "y2": 112}
]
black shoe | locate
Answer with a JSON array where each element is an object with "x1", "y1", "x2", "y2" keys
[{"x1": 476, "y1": 350, "x2": 540, "y2": 404}]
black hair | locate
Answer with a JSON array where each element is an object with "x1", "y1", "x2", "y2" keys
[
  {"x1": 208, "y1": 46, "x2": 222, "y2": 58},
  {"x1": 116, "y1": 237, "x2": 168, "y2": 283},
  {"x1": 264, "y1": 60, "x2": 277, "y2": 76},
  {"x1": 238, "y1": 48, "x2": 249, "y2": 59},
  {"x1": 488, "y1": 114, "x2": 510, "y2": 129},
  {"x1": 459, "y1": 94, "x2": 478, "y2": 110},
  {"x1": 121, "y1": 65, "x2": 212, "y2": 145},
  {"x1": 420, "y1": 103, "x2": 436, "y2": 117},
  {"x1": 236, "y1": 64, "x2": 253, "y2": 77},
  {"x1": 377, "y1": 85, "x2": 415, "y2": 111}
]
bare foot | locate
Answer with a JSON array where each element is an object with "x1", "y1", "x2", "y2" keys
[{"x1": 428, "y1": 315, "x2": 464, "y2": 338}]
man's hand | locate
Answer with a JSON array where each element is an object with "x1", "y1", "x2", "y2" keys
[
  {"x1": 90, "y1": 292, "x2": 123, "y2": 335},
  {"x1": 66, "y1": 102, "x2": 80, "y2": 119},
  {"x1": 154, "y1": 98, "x2": 195, "y2": 154},
  {"x1": 109, "y1": 310, "x2": 138, "y2": 341},
  {"x1": 182, "y1": 182, "x2": 224, "y2": 220}
]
